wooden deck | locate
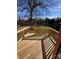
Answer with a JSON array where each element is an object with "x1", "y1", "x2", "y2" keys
[
  {"x1": 17, "y1": 26, "x2": 60, "y2": 59},
  {"x1": 17, "y1": 40, "x2": 43, "y2": 59}
]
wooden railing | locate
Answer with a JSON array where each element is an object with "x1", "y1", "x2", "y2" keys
[
  {"x1": 17, "y1": 26, "x2": 30, "y2": 41},
  {"x1": 40, "y1": 29, "x2": 60, "y2": 59},
  {"x1": 17, "y1": 26, "x2": 61, "y2": 59}
]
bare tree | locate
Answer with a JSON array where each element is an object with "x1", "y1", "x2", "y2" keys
[{"x1": 17, "y1": 0, "x2": 58, "y2": 23}]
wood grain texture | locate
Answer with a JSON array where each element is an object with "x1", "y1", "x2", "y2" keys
[
  {"x1": 17, "y1": 26, "x2": 60, "y2": 59},
  {"x1": 17, "y1": 40, "x2": 43, "y2": 59}
]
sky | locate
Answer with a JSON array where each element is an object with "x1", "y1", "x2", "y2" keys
[{"x1": 17, "y1": 0, "x2": 61, "y2": 19}]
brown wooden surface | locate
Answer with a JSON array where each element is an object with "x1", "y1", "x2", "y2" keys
[
  {"x1": 52, "y1": 30, "x2": 61, "y2": 59},
  {"x1": 17, "y1": 26, "x2": 60, "y2": 59},
  {"x1": 17, "y1": 40, "x2": 43, "y2": 59}
]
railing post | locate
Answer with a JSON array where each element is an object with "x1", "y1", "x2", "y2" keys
[{"x1": 52, "y1": 31, "x2": 61, "y2": 59}]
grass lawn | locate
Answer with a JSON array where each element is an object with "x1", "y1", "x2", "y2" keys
[
  {"x1": 17, "y1": 26, "x2": 50, "y2": 31},
  {"x1": 32, "y1": 26, "x2": 50, "y2": 30}
]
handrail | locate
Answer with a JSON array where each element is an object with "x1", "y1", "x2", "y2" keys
[
  {"x1": 17, "y1": 26, "x2": 30, "y2": 33},
  {"x1": 17, "y1": 26, "x2": 60, "y2": 59},
  {"x1": 17, "y1": 26, "x2": 30, "y2": 41}
]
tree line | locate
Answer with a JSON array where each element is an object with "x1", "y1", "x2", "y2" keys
[{"x1": 17, "y1": 17, "x2": 61, "y2": 31}]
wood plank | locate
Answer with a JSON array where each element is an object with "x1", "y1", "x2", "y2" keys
[
  {"x1": 17, "y1": 26, "x2": 30, "y2": 33},
  {"x1": 17, "y1": 40, "x2": 43, "y2": 59}
]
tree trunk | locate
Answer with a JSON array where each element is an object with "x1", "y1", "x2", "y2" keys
[{"x1": 29, "y1": 9, "x2": 33, "y2": 26}]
